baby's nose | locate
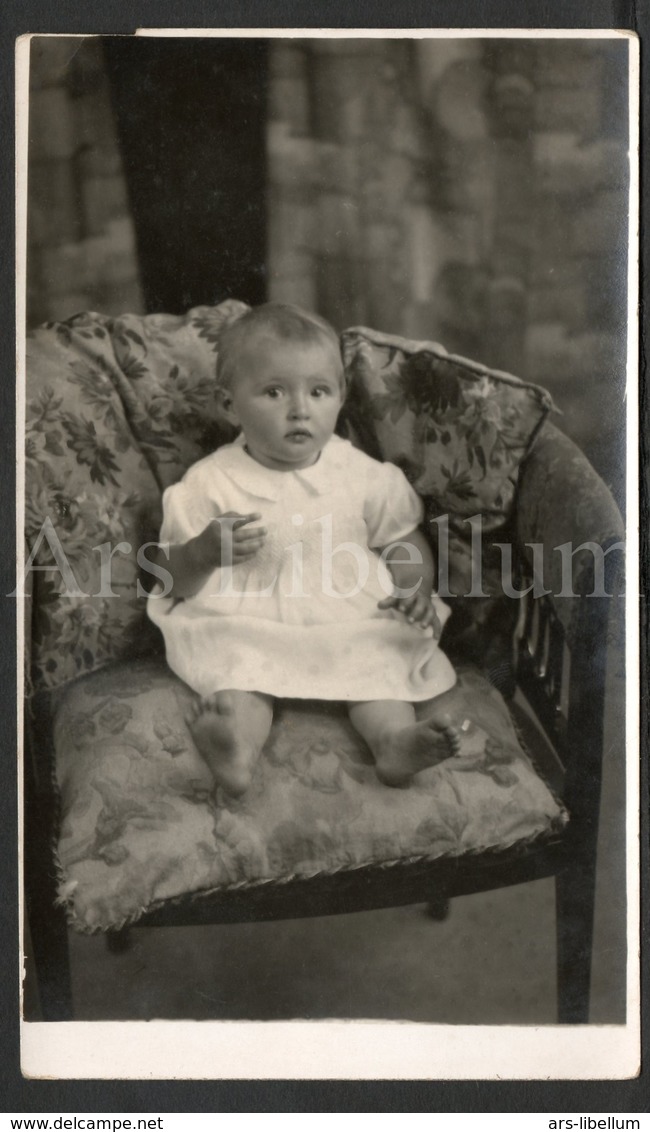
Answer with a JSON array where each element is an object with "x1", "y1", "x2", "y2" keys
[{"x1": 288, "y1": 395, "x2": 310, "y2": 418}]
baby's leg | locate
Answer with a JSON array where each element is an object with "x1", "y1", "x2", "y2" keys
[
  {"x1": 349, "y1": 688, "x2": 460, "y2": 788},
  {"x1": 187, "y1": 689, "x2": 273, "y2": 797}
]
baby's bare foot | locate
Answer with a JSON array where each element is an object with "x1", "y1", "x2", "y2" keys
[
  {"x1": 375, "y1": 712, "x2": 460, "y2": 788},
  {"x1": 186, "y1": 692, "x2": 257, "y2": 797}
]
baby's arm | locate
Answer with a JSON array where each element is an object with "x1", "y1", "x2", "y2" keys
[
  {"x1": 378, "y1": 527, "x2": 442, "y2": 635},
  {"x1": 153, "y1": 512, "x2": 266, "y2": 600}
]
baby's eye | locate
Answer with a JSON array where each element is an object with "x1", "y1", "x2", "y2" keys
[
  {"x1": 265, "y1": 386, "x2": 283, "y2": 399},
  {"x1": 311, "y1": 385, "x2": 333, "y2": 398}
]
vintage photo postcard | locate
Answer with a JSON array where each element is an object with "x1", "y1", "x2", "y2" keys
[{"x1": 17, "y1": 28, "x2": 640, "y2": 1081}]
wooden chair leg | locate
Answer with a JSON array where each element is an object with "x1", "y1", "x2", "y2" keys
[
  {"x1": 25, "y1": 888, "x2": 73, "y2": 1021},
  {"x1": 555, "y1": 856, "x2": 597, "y2": 1024},
  {"x1": 106, "y1": 928, "x2": 133, "y2": 953},
  {"x1": 24, "y1": 774, "x2": 74, "y2": 1020},
  {"x1": 425, "y1": 899, "x2": 451, "y2": 922}
]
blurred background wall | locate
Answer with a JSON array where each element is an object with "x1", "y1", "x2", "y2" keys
[
  {"x1": 27, "y1": 38, "x2": 144, "y2": 326},
  {"x1": 26, "y1": 35, "x2": 630, "y2": 499}
]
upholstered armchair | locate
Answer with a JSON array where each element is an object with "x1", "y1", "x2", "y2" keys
[{"x1": 23, "y1": 301, "x2": 624, "y2": 1023}]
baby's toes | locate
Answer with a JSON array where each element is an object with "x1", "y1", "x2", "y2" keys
[
  {"x1": 485, "y1": 738, "x2": 516, "y2": 764},
  {"x1": 185, "y1": 699, "x2": 201, "y2": 725},
  {"x1": 444, "y1": 726, "x2": 461, "y2": 753},
  {"x1": 214, "y1": 690, "x2": 235, "y2": 716},
  {"x1": 431, "y1": 708, "x2": 456, "y2": 733}
]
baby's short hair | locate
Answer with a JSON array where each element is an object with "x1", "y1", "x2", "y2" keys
[{"x1": 217, "y1": 302, "x2": 345, "y2": 390}]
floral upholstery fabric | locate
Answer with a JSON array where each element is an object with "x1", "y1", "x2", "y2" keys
[
  {"x1": 340, "y1": 326, "x2": 556, "y2": 530},
  {"x1": 53, "y1": 659, "x2": 566, "y2": 933},
  {"x1": 339, "y1": 326, "x2": 561, "y2": 684},
  {"x1": 26, "y1": 316, "x2": 162, "y2": 693},
  {"x1": 100, "y1": 302, "x2": 247, "y2": 489}
]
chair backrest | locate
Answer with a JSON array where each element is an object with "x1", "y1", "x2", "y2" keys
[
  {"x1": 340, "y1": 326, "x2": 560, "y2": 677},
  {"x1": 25, "y1": 302, "x2": 247, "y2": 693},
  {"x1": 341, "y1": 326, "x2": 556, "y2": 529},
  {"x1": 24, "y1": 303, "x2": 564, "y2": 697}
]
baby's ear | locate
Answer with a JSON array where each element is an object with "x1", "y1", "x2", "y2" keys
[{"x1": 217, "y1": 387, "x2": 238, "y2": 423}]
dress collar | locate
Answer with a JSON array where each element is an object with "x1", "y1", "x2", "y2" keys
[{"x1": 215, "y1": 434, "x2": 347, "y2": 500}]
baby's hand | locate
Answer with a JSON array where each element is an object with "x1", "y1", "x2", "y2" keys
[
  {"x1": 199, "y1": 512, "x2": 267, "y2": 567},
  {"x1": 378, "y1": 591, "x2": 443, "y2": 637}
]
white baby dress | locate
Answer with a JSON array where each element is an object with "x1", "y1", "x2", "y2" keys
[{"x1": 147, "y1": 434, "x2": 456, "y2": 702}]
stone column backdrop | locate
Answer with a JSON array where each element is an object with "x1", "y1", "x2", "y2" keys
[
  {"x1": 267, "y1": 37, "x2": 629, "y2": 500},
  {"x1": 27, "y1": 37, "x2": 143, "y2": 327},
  {"x1": 25, "y1": 37, "x2": 629, "y2": 500}
]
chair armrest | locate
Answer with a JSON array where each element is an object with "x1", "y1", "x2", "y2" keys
[
  {"x1": 514, "y1": 423, "x2": 624, "y2": 819},
  {"x1": 515, "y1": 422, "x2": 624, "y2": 643}
]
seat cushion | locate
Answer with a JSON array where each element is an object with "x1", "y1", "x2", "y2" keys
[{"x1": 51, "y1": 659, "x2": 567, "y2": 932}]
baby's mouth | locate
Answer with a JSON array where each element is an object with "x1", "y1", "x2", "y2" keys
[{"x1": 285, "y1": 429, "x2": 312, "y2": 440}]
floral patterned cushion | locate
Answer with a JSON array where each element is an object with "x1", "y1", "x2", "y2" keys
[
  {"x1": 339, "y1": 327, "x2": 559, "y2": 688},
  {"x1": 25, "y1": 317, "x2": 163, "y2": 693},
  {"x1": 340, "y1": 326, "x2": 556, "y2": 531},
  {"x1": 103, "y1": 301, "x2": 248, "y2": 488},
  {"x1": 25, "y1": 302, "x2": 248, "y2": 694},
  {"x1": 53, "y1": 659, "x2": 566, "y2": 933}
]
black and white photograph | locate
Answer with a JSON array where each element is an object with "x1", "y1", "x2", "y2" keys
[{"x1": 18, "y1": 28, "x2": 639, "y2": 1080}]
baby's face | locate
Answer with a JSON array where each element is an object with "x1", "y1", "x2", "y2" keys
[{"x1": 225, "y1": 336, "x2": 344, "y2": 471}]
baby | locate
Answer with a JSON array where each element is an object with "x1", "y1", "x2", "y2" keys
[{"x1": 148, "y1": 303, "x2": 462, "y2": 796}]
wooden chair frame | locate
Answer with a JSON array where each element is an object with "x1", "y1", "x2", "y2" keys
[{"x1": 23, "y1": 428, "x2": 625, "y2": 1026}]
